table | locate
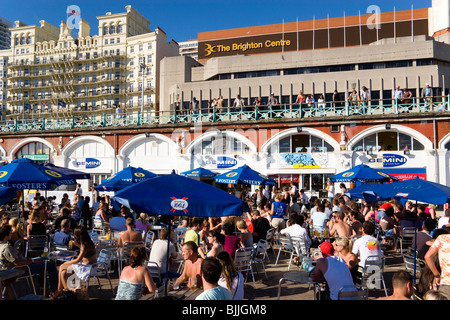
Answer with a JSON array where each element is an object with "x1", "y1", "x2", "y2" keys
[
  {"x1": 0, "y1": 268, "x2": 25, "y2": 300},
  {"x1": 140, "y1": 284, "x2": 203, "y2": 300},
  {"x1": 277, "y1": 270, "x2": 315, "y2": 300},
  {"x1": 42, "y1": 250, "x2": 77, "y2": 297}
]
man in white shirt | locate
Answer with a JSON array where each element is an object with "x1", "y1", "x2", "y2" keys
[
  {"x1": 232, "y1": 94, "x2": 245, "y2": 112},
  {"x1": 280, "y1": 214, "x2": 311, "y2": 251},
  {"x1": 352, "y1": 221, "x2": 381, "y2": 268},
  {"x1": 393, "y1": 85, "x2": 403, "y2": 101},
  {"x1": 438, "y1": 208, "x2": 450, "y2": 229}
]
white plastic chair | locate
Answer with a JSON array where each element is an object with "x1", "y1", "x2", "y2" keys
[{"x1": 275, "y1": 234, "x2": 302, "y2": 270}]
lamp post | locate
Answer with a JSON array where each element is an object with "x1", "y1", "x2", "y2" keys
[{"x1": 140, "y1": 57, "x2": 148, "y2": 115}]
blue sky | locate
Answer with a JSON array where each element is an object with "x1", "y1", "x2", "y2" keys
[{"x1": 1, "y1": 0, "x2": 432, "y2": 42}]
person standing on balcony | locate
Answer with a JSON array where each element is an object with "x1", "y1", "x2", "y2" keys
[
  {"x1": 421, "y1": 83, "x2": 432, "y2": 110},
  {"x1": 359, "y1": 86, "x2": 370, "y2": 114},
  {"x1": 190, "y1": 97, "x2": 199, "y2": 116},
  {"x1": 348, "y1": 89, "x2": 359, "y2": 107},
  {"x1": 232, "y1": 94, "x2": 245, "y2": 113}
]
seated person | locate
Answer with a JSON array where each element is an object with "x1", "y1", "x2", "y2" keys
[
  {"x1": 195, "y1": 257, "x2": 233, "y2": 300},
  {"x1": 0, "y1": 225, "x2": 58, "y2": 295},
  {"x1": 115, "y1": 246, "x2": 156, "y2": 300},
  {"x1": 53, "y1": 219, "x2": 72, "y2": 247},
  {"x1": 109, "y1": 209, "x2": 127, "y2": 232},
  {"x1": 174, "y1": 241, "x2": 203, "y2": 290},
  {"x1": 52, "y1": 207, "x2": 78, "y2": 232},
  {"x1": 118, "y1": 218, "x2": 143, "y2": 247},
  {"x1": 310, "y1": 241, "x2": 355, "y2": 300}
]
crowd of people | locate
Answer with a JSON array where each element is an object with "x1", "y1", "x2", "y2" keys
[
  {"x1": 175, "y1": 83, "x2": 436, "y2": 117},
  {"x1": 1, "y1": 176, "x2": 450, "y2": 301}
]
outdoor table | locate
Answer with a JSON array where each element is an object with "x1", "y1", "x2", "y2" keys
[
  {"x1": 139, "y1": 284, "x2": 203, "y2": 300},
  {"x1": 149, "y1": 225, "x2": 162, "y2": 238},
  {"x1": 0, "y1": 268, "x2": 25, "y2": 300},
  {"x1": 41, "y1": 250, "x2": 77, "y2": 297},
  {"x1": 277, "y1": 270, "x2": 316, "y2": 300}
]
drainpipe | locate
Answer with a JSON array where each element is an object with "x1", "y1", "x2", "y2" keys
[{"x1": 433, "y1": 119, "x2": 439, "y2": 184}]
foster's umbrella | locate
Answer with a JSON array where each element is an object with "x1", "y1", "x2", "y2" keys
[
  {"x1": 329, "y1": 164, "x2": 398, "y2": 183},
  {"x1": 0, "y1": 158, "x2": 76, "y2": 190},
  {"x1": 0, "y1": 158, "x2": 76, "y2": 218},
  {"x1": 112, "y1": 172, "x2": 244, "y2": 295},
  {"x1": 180, "y1": 167, "x2": 218, "y2": 178},
  {"x1": 0, "y1": 186, "x2": 19, "y2": 206},
  {"x1": 214, "y1": 164, "x2": 277, "y2": 186},
  {"x1": 43, "y1": 162, "x2": 91, "y2": 180},
  {"x1": 94, "y1": 166, "x2": 157, "y2": 191}
]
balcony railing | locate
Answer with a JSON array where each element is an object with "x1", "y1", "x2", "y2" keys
[{"x1": 1, "y1": 97, "x2": 449, "y2": 133}]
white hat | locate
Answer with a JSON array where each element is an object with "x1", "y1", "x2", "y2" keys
[{"x1": 425, "y1": 83, "x2": 429, "y2": 86}]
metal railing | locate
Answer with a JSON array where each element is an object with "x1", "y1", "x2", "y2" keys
[{"x1": 1, "y1": 96, "x2": 449, "y2": 133}]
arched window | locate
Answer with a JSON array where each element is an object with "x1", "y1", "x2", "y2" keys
[
  {"x1": 445, "y1": 141, "x2": 450, "y2": 150},
  {"x1": 273, "y1": 134, "x2": 334, "y2": 153},
  {"x1": 195, "y1": 133, "x2": 251, "y2": 155},
  {"x1": 352, "y1": 131, "x2": 425, "y2": 152},
  {"x1": 15, "y1": 142, "x2": 51, "y2": 163}
]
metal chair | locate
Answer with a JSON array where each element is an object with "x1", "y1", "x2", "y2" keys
[
  {"x1": 275, "y1": 234, "x2": 302, "y2": 270},
  {"x1": 118, "y1": 241, "x2": 145, "y2": 276},
  {"x1": 397, "y1": 227, "x2": 416, "y2": 255},
  {"x1": 265, "y1": 228, "x2": 276, "y2": 261},
  {"x1": 338, "y1": 284, "x2": 369, "y2": 300},
  {"x1": 83, "y1": 249, "x2": 115, "y2": 295},
  {"x1": 89, "y1": 231, "x2": 99, "y2": 244},
  {"x1": 403, "y1": 253, "x2": 422, "y2": 282},
  {"x1": 144, "y1": 231, "x2": 156, "y2": 253},
  {"x1": 8, "y1": 265, "x2": 44, "y2": 300},
  {"x1": 145, "y1": 260, "x2": 162, "y2": 286},
  {"x1": 25, "y1": 235, "x2": 49, "y2": 258},
  {"x1": 95, "y1": 240, "x2": 119, "y2": 273},
  {"x1": 251, "y1": 239, "x2": 269, "y2": 280},
  {"x1": 361, "y1": 255, "x2": 388, "y2": 296},
  {"x1": 234, "y1": 247, "x2": 256, "y2": 289}
]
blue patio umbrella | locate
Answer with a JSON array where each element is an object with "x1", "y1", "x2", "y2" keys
[
  {"x1": 0, "y1": 158, "x2": 77, "y2": 218},
  {"x1": 362, "y1": 177, "x2": 450, "y2": 284},
  {"x1": 344, "y1": 182, "x2": 386, "y2": 200},
  {"x1": 0, "y1": 186, "x2": 19, "y2": 206},
  {"x1": 94, "y1": 166, "x2": 157, "y2": 191},
  {"x1": 112, "y1": 172, "x2": 244, "y2": 295},
  {"x1": 43, "y1": 162, "x2": 91, "y2": 180},
  {"x1": 180, "y1": 167, "x2": 218, "y2": 178},
  {"x1": 214, "y1": 164, "x2": 277, "y2": 186},
  {"x1": 362, "y1": 177, "x2": 450, "y2": 205},
  {"x1": 0, "y1": 158, "x2": 76, "y2": 190},
  {"x1": 329, "y1": 164, "x2": 398, "y2": 183}
]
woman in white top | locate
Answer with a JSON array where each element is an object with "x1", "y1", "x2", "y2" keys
[{"x1": 217, "y1": 251, "x2": 244, "y2": 300}]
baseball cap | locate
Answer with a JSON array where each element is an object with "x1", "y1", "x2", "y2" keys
[
  {"x1": 378, "y1": 203, "x2": 392, "y2": 211},
  {"x1": 319, "y1": 241, "x2": 334, "y2": 256}
]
